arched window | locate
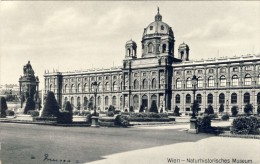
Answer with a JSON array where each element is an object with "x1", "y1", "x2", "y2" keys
[
  {"x1": 207, "y1": 94, "x2": 213, "y2": 104},
  {"x1": 71, "y1": 97, "x2": 74, "y2": 108},
  {"x1": 105, "y1": 96, "x2": 109, "y2": 106},
  {"x1": 162, "y1": 44, "x2": 166, "y2": 53},
  {"x1": 64, "y1": 84, "x2": 67, "y2": 93},
  {"x1": 128, "y1": 48, "x2": 131, "y2": 56},
  {"x1": 84, "y1": 83, "x2": 88, "y2": 92},
  {"x1": 148, "y1": 43, "x2": 153, "y2": 53},
  {"x1": 113, "y1": 82, "x2": 117, "y2": 91},
  {"x1": 105, "y1": 82, "x2": 110, "y2": 91},
  {"x1": 77, "y1": 97, "x2": 81, "y2": 110},
  {"x1": 134, "y1": 80, "x2": 139, "y2": 89},
  {"x1": 196, "y1": 94, "x2": 202, "y2": 104},
  {"x1": 175, "y1": 94, "x2": 180, "y2": 104},
  {"x1": 198, "y1": 77, "x2": 203, "y2": 88},
  {"x1": 71, "y1": 84, "x2": 75, "y2": 93},
  {"x1": 186, "y1": 94, "x2": 191, "y2": 104},
  {"x1": 244, "y1": 93, "x2": 250, "y2": 104},
  {"x1": 83, "y1": 97, "x2": 88, "y2": 110},
  {"x1": 244, "y1": 74, "x2": 251, "y2": 86},
  {"x1": 232, "y1": 75, "x2": 239, "y2": 86},
  {"x1": 220, "y1": 76, "x2": 226, "y2": 87},
  {"x1": 97, "y1": 96, "x2": 101, "y2": 106},
  {"x1": 257, "y1": 92, "x2": 260, "y2": 104},
  {"x1": 112, "y1": 96, "x2": 117, "y2": 106},
  {"x1": 143, "y1": 79, "x2": 148, "y2": 89},
  {"x1": 176, "y1": 78, "x2": 182, "y2": 89},
  {"x1": 151, "y1": 79, "x2": 156, "y2": 89},
  {"x1": 186, "y1": 78, "x2": 192, "y2": 88},
  {"x1": 231, "y1": 93, "x2": 237, "y2": 104},
  {"x1": 98, "y1": 82, "x2": 102, "y2": 91},
  {"x1": 208, "y1": 76, "x2": 214, "y2": 87},
  {"x1": 78, "y1": 83, "x2": 81, "y2": 93},
  {"x1": 219, "y1": 93, "x2": 225, "y2": 104}
]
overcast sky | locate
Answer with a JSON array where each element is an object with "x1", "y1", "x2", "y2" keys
[{"x1": 0, "y1": 1, "x2": 259, "y2": 90}]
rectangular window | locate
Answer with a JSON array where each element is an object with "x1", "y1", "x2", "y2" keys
[
  {"x1": 232, "y1": 79, "x2": 239, "y2": 86},
  {"x1": 177, "y1": 82, "x2": 182, "y2": 89},
  {"x1": 220, "y1": 79, "x2": 226, "y2": 87}
]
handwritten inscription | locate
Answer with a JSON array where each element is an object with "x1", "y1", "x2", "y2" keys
[{"x1": 43, "y1": 154, "x2": 80, "y2": 163}]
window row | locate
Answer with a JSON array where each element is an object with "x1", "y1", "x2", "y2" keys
[
  {"x1": 176, "y1": 74, "x2": 259, "y2": 89},
  {"x1": 175, "y1": 92, "x2": 260, "y2": 104}
]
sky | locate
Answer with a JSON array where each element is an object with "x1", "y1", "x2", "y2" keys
[{"x1": 0, "y1": 1, "x2": 259, "y2": 90}]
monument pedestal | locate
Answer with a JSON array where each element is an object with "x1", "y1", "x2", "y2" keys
[
  {"x1": 188, "y1": 118, "x2": 198, "y2": 134},
  {"x1": 91, "y1": 116, "x2": 99, "y2": 127}
]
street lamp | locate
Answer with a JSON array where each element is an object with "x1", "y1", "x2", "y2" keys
[
  {"x1": 189, "y1": 75, "x2": 198, "y2": 134},
  {"x1": 191, "y1": 75, "x2": 198, "y2": 119},
  {"x1": 92, "y1": 81, "x2": 98, "y2": 116}
]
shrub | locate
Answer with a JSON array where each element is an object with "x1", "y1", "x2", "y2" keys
[
  {"x1": 81, "y1": 110, "x2": 91, "y2": 116},
  {"x1": 173, "y1": 106, "x2": 180, "y2": 116},
  {"x1": 139, "y1": 105, "x2": 144, "y2": 113},
  {"x1": 257, "y1": 105, "x2": 260, "y2": 115},
  {"x1": 205, "y1": 104, "x2": 214, "y2": 115},
  {"x1": 41, "y1": 91, "x2": 60, "y2": 117},
  {"x1": 208, "y1": 113, "x2": 218, "y2": 119},
  {"x1": 221, "y1": 114, "x2": 230, "y2": 121},
  {"x1": 244, "y1": 103, "x2": 253, "y2": 115},
  {"x1": 108, "y1": 105, "x2": 115, "y2": 112},
  {"x1": 6, "y1": 109, "x2": 15, "y2": 116},
  {"x1": 114, "y1": 109, "x2": 121, "y2": 114},
  {"x1": 57, "y1": 112, "x2": 72, "y2": 124},
  {"x1": 73, "y1": 110, "x2": 80, "y2": 116},
  {"x1": 23, "y1": 97, "x2": 35, "y2": 114},
  {"x1": 219, "y1": 104, "x2": 224, "y2": 113},
  {"x1": 0, "y1": 97, "x2": 8, "y2": 118},
  {"x1": 115, "y1": 115, "x2": 129, "y2": 127},
  {"x1": 197, "y1": 115, "x2": 212, "y2": 133},
  {"x1": 231, "y1": 116, "x2": 260, "y2": 135},
  {"x1": 129, "y1": 106, "x2": 134, "y2": 112},
  {"x1": 64, "y1": 101, "x2": 73, "y2": 113},
  {"x1": 107, "y1": 111, "x2": 114, "y2": 117},
  {"x1": 27, "y1": 110, "x2": 39, "y2": 117}
]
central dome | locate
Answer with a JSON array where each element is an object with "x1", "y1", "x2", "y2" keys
[{"x1": 142, "y1": 8, "x2": 174, "y2": 39}]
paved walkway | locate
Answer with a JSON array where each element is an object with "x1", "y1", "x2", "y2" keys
[{"x1": 87, "y1": 124, "x2": 259, "y2": 164}]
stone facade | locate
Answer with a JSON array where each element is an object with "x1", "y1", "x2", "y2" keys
[{"x1": 44, "y1": 9, "x2": 260, "y2": 113}]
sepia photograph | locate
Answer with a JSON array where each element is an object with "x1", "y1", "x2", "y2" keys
[{"x1": 0, "y1": 1, "x2": 260, "y2": 164}]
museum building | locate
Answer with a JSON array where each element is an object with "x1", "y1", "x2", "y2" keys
[{"x1": 44, "y1": 9, "x2": 260, "y2": 113}]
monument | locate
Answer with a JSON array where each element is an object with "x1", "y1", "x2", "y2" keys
[{"x1": 19, "y1": 61, "x2": 40, "y2": 113}]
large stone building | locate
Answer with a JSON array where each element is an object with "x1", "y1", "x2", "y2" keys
[{"x1": 44, "y1": 9, "x2": 260, "y2": 113}]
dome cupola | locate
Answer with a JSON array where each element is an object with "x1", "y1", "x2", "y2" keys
[{"x1": 141, "y1": 8, "x2": 175, "y2": 58}]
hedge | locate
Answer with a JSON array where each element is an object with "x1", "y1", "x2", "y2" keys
[{"x1": 231, "y1": 116, "x2": 260, "y2": 135}]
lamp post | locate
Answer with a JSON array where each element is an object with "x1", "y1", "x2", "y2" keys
[
  {"x1": 91, "y1": 81, "x2": 99, "y2": 127},
  {"x1": 92, "y1": 81, "x2": 98, "y2": 116},
  {"x1": 226, "y1": 100, "x2": 229, "y2": 114},
  {"x1": 189, "y1": 75, "x2": 198, "y2": 134},
  {"x1": 191, "y1": 75, "x2": 198, "y2": 119}
]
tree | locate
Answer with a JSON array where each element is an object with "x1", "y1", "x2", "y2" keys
[
  {"x1": 231, "y1": 106, "x2": 238, "y2": 116},
  {"x1": 0, "y1": 97, "x2": 8, "y2": 118},
  {"x1": 149, "y1": 101, "x2": 158, "y2": 113},
  {"x1": 174, "y1": 105, "x2": 180, "y2": 116},
  {"x1": 219, "y1": 104, "x2": 224, "y2": 113},
  {"x1": 244, "y1": 103, "x2": 253, "y2": 115},
  {"x1": 57, "y1": 101, "x2": 73, "y2": 124},
  {"x1": 24, "y1": 97, "x2": 35, "y2": 114},
  {"x1": 41, "y1": 91, "x2": 60, "y2": 117}
]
